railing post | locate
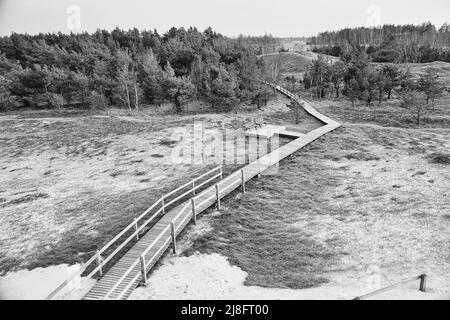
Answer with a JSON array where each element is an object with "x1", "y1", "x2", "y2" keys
[
  {"x1": 215, "y1": 184, "x2": 221, "y2": 210},
  {"x1": 241, "y1": 169, "x2": 246, "y2": 194},
  {"x1": 256, "y1": 136, "x2": 260, "y2": 159},
  {"x1": 134, "y1": 218, "x2": 139, "y2": 240},
  {"x1": 219, "y1": 165, "x2": 223, "y2": 180},
  {"x1": 140, "y1": 255, "x2": 147, "y2": 287},
  {"x1": 192, "y1": 181, "x2": 196, "y2": 195},
  {"x1": 161, "y1": 196, "x2": 165, "y2": 214},
  {"x1": 419, "y1": 274, "x2": 427, "y2": 292},
  {"x1": 170, "y1": 222, "x2": 177, "y2": 254},
  {"x1": 191, "y1": 198, "x2": 196, "y2": 224},
  {"x1": 96, "y1": 250, "x2": 103, "y2": 277}
]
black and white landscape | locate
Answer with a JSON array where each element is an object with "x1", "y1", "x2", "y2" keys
[{"x1": 0, "y1": 0, "x2": 449, "y2": 301}]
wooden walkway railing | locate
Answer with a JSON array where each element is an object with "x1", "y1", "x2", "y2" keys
[
  {"x1": 47, "y1": 82, "x2": 341, "y2": 300},
  {"x1": 353, "y1": 274, "x2": 427, "y2": 300},
  {"x1": 46, "y1": 166, "x2": 223, "y2": 299}
]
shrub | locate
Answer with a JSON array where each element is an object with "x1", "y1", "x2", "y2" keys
[
  {"x1": 48, "y1": 93, "x2": 66, "y2": 109},
  {"x1": 89, "y1": 91, "x2": 109, "y2": 109},
  {"x1": 426, "y1": 152, "x2": 450, "y2": 164}
]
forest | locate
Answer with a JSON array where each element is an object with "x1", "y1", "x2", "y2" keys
[
  {"x1": 299, "y1": 46, "x2": 445, "y2": 125},
  {"x1": 0, "y1": 27, "x2": 277, "y2": 112},
  {"x1": 308, "y1": 22, "x2": 450, "y2": 63}
]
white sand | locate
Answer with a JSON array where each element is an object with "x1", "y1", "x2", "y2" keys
[
  {"x1": 0, "y1": 264, "x2": 95, "y2": 300},
  {"x1": 129, "y1": 252, "x2": 448, "y2": 300}
]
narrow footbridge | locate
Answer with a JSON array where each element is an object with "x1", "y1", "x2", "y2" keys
[{"x1": 46, "y1": 83, "x2": 341, "y2": 300}]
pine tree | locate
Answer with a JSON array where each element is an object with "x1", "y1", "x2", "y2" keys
[
  {"x1": 400, "y1": 90, "x2": 426, "y2": 125},
  {"x1": 381, "y1": 65, "x2": 401, "y2": 99},
  {"x1": 330, "y1": 61, "x2": 346, "y2": 98},
  {"x1": 0, "y1": 75, "x2": 11, "y2": 111},
  {"x1": 418, "y1": 68, "x2": 441, "y2": 105},
  {"x1": 209, "y1": 65, "x2": 238, "y2": 111},
  {"x1": 138, "y1": 49, "x2": 164, "y2": 106},
  {"x1": 162, "y1": 62, "x2": 196, "y2": 112},
  {"x1": 114, "y1": 48, "x2": 140, "y2": 114}
]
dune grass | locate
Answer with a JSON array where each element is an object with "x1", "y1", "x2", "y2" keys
[
  {"x1": 426, "y1": 152, "x2": 450, "y2": 164},
  {"x1": 185, "y1": 154, "x2": 346, "y2": 289}
]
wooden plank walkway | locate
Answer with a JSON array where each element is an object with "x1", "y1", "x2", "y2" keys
[{"x1": 82, "y1": 83, "x2": 341, "y2": 300}]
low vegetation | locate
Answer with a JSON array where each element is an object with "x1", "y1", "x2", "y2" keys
[{"x1": 426, "y1": 152, "x2": 450, "y2": 165}]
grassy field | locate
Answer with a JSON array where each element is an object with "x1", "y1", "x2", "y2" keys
[
  {"x1": 388, "y1": 61, "x2": 450, "y2": 87},
  {"x1": 181, "y1": 92, "x2": 450, "y2": 295},
  {"x1": 0, "y1": 95, "x2": 297, "y2": 275}
]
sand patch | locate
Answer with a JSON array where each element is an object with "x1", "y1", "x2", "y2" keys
[
  {"x1": 129, "y1": 252, "x2": 448, "y2": 300},
  {"x1": 0, "y1": 264, "x2": 95, "y2": 300}
]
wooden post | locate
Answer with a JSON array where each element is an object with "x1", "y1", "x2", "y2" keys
[
  {"x1": 191, "y1": 198, "x2": 196, "y2": 224},
  {"x1": 215, "y1": 184, "x2": 221, "y2": 210},
  {"x1": 161, "y1": 196, "x2": 165, "y2": 214},
  {"x1": 219, "y1": 165, "x2": 223, "y2": 180},
  {"x1": 139, "y1": 255, "x2": 147, "y2": 286},
  {"x1": 256, "y1": 136, "x2": 260, "y2": 159},
  {"x1": 192, "y1": 181, "x2": 196, "y2": 195},
  {"x1": 96, "y1": 250, "x2": 103, "y2": 277},
  {"x1": 134, "y1": 218, "x2": 139, "y2": 240},
  {"x1": 267, "y1": 137, "x2": 272, "y2": 154},
  {"x1": 234, "y1": 135, "x2": 237, "y2": 165},
  {"x1": 170, "y1": 222, "x2": 177, "y2": 254},
  {"x1": 419, "y1": 274, "x2": 427, "y2": 292},
  {"x1": 245, "y1": 136, "x2": 249, "y2": 164},
  {"x1": 241, "y1": 169, "x2": 246, "y2": 194}
]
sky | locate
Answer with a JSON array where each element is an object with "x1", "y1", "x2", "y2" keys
[{"x1": 0, "y1": 0, "x2": 449, "y2": 37}]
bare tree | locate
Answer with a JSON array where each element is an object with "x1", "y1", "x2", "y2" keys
[{"x1": 400, "y1": 90, "x2": 426, "y2": 125}]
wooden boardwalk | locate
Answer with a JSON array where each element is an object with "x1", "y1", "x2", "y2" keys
[{"x1": 81, "y1": 84, "x2": 341, "y2": 300}]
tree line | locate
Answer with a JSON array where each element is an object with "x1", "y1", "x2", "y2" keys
[
  {"x1": 0, "y1": 27, "x2": 276, "y2": 113},
  {"x1": 302, "y1": 48, "x2": 445, "y2": 124},
  {"x1": 309, "y1": 22, "x2": 450, "y2": 63}
]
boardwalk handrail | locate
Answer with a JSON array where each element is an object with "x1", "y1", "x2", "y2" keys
[
  {"x1": 353, "y1": 274, "x2": 427, "y2": 300},
  {"x1": 103, "y1": 198, "x2": 198, "y2": 299},
  {"x1": 103, "y1": 175, "x2": 245, "y2": 299},
  {"x1": 46, "y1": 165, "x2": 222, "y2": 300},
  {"x1": 103, "y1": 172, "x2": 236, "y2": 300}
]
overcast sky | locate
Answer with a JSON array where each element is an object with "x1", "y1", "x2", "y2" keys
[{"x1": 0, "y1": 0, "x2": 449, "y2": 37}]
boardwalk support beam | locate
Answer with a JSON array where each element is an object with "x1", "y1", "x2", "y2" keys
[
  {"x1": 139, "y1": 255, "x2": 147, "y2": 287},
  {"x1": 170, "y1": 222, "x2": 177, "y2": 254},
  {"x1": 161, "y1": 196, "x2": 166, "y2": 214},
  {"x1": 96, "y1": 250, "x2": 103, "y2": 277},
  {"x1": 216, "y1": 184, "x2": 221, "y2": 210},
  {"x1": 134, "y1": 218, "x2": 139, "y2": 240},
  {"x1": 191, "y1": 199, "x2": 196, "y2": 224},
  {"x1": 241, "y1": 169, "x2": 246, "y2": 194},
  {"x1": 419, "y1": 274, "x2": 427, "y2": 292}
]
